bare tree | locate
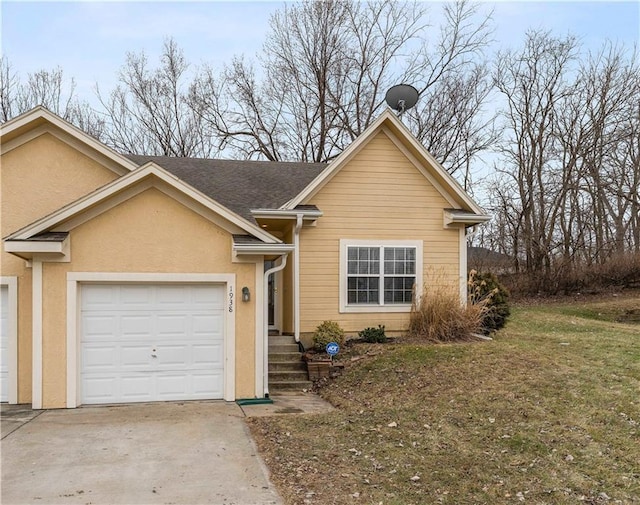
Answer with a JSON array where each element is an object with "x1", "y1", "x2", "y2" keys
[
  {"x1": 98, "y1": 38, "x2": 217, "y2": 157},
  {"x1": 493, "y1": 30, "x2": 579, "y2": 281},
  {"x1": 486, "y1": 33, "x2": 639, "y2": 291},
  {"x1": 0, "y1": 56, "x2": 104, "y2": 138},
  {"x1": 190, "y1": 0, "x2": 495, "y2": 171}
]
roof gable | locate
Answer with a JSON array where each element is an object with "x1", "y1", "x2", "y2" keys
[
  {"x1": 4, "y1": 162, "x2": 280, "y2": 244},
  {"x1": 127, "y1": 155, "x2": 326, "y2": 222},
  {"x1": 0, "y1": 106, "x2": 138, "y2": 176},
  {"x1": 284, "y1": 109, "x2": 487, "y2": 216}
]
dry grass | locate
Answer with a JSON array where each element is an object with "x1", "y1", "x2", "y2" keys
[
  {"x1": 248, "y1": 291, "x2": 640, "y2": 505},
  {"x1": 408, "y1": 281, "x2": 485, "y2": 342}
]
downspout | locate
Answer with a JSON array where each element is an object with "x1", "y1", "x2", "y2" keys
[
  {"x1": 462, "y1": 225, "x2": 478, "y2": 307},
  {"x1": 263, "y1": 255, "x2": 288, "y2": 398},
  {"x1": 293, "y1": 214, "x2": 303, "y2": 344}
]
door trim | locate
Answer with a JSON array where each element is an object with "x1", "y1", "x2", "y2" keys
[
  {"x1": 0, "y1": 277, "x2": 18, "y2": 404},
  {"x1": 66, "y1": 272, "x2": 236, "y2": 408}
]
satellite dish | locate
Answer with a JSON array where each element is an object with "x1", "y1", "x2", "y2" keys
[{"x1": 385, "y1": 84, "x2": 419, "y2": 115}]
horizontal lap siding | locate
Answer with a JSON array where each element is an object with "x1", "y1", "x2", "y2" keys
[{"x1": 299, "y1": 131, "x2": 460, "y2": 334}]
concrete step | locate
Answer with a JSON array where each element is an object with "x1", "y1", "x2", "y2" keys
[
  {"x1": 268, "y1": 352, "x2": 304, "y2": 362},
  {"x1": 268, "y1": 343, "x2": 300, "y2": 353},
  {"x1": 268, "y1": 370, "x2": 309, "y2": 381},
  {"x1": 269, "y1": 380, "x2": 313, "y2": 392},
  {"x1": 268, "y1": 335, "x2": 297, "y2": 345},
  {"x1": 269, "y1": 361, "x2": 307, "y2": 372}
]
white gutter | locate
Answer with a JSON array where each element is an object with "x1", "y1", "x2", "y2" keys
[
  {"x1": 263, "y1": 255, "x2": 289, "y2": 398},
  {"x1": 293, "y1": 214, "x2": 303, "y2": 343},
  {"x1": 250, "y1": 208, "x2": 323, "y2": 220},
  {"x1": 234, "y1": 243, "x2": 295, "y2": 256}
]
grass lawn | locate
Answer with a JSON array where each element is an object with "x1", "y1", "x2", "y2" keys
[{"x1": 248, "y1": 293, "x2": 640, "y2": 504}]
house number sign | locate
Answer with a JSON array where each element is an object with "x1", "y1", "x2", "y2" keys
[{"x1": 228, "y1": 286, "x2": 234, "y2": 313}]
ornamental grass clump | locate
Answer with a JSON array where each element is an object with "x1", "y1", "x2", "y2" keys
[{"x1": 408, "y1": 282, "x2": 486, "y2": 342}]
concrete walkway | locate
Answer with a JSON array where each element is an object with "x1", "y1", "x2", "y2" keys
[
  {"x1": 240, "y1": 393, "x2": 335, "y2": 417},
  {"x1": 1, "y1": 401, "x2": 282, "y2": 505}
]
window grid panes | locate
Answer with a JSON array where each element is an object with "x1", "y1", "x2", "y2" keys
[{"x1": 347, "y1": 246, "x2": 416, "y2": 305}]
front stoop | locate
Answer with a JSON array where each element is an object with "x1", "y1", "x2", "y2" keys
[{"x1": 268, "y1": 334, "x2": 312, "y2": 392}]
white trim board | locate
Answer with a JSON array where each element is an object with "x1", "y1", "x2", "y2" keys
[
  {"x1": 0, "y1": 107, "x2": 138, "y2": 174},
  {"x1": 32, "y1": 261, "x2": 43, "y2": 409},
  {"x1": 0, "y1": 277, "x2": 18, "y2": 404},
  {"x1": 66, "y1": 272, "x2": 236, "y2": 408},
  {"x1": 339, "y1": 239, "x2": 423, "y2": 314}
]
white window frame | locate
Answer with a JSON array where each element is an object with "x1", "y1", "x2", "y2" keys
[{"x1": 339, "y1": 239, "x2": 423, "y2": 313}]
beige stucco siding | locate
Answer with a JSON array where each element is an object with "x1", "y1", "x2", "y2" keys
[
  {"x1": 1, "y1": 132, "x2": 121, "y2": 403},
  {"x1": 300, "y1": 131, "x2": 460, "y2": 334},
  {"x1": 40, "y1": 188, "x2": 257, "y2": 408}
]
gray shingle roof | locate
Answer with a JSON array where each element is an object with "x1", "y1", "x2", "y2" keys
[{"x1": 127, "y1": 155, "x2": 327, "y2": 222}]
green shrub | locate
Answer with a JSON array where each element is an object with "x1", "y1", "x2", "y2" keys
[
  {"x1": 313, "y1": 320, "x2": 345, "y2": 351},
  {"x1": 468, "y1": 270, "x2": 510, "y2": 333},
  {"x1": 358, "y1": 325, "x2": 387, "y2": 343}
]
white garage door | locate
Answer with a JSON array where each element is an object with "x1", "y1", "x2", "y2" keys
[
  {"x1": 0, "y1": 285, "x2": 8, "y2": 402},
  {"x1": 81, "y1": 283, "x2": 225, "y2": 405}
]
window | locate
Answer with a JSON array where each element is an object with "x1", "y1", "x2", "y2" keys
[{"x1": 341, "y1": 240, "x2": 422, "y2": 312}]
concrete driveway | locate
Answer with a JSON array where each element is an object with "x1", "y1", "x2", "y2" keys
[{"x1": 1, "y1": 401, "x2": 283, "y2": 505}]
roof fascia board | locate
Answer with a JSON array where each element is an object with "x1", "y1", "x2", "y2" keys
[
  {"x1": 0, "y1": 106, "x2": 138, "y2": 174},
  {"x1": 283, "y1": 110, "x2": 397, "y2": 209},
  {"x1": 5, "y1": 163, "x2": 280, "y2": 244}
]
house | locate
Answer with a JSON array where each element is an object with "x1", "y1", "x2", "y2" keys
[
  {"x1": 467, "y1": 246, "x2": 514, "y2": 274},
  {"x1": 0, "y1": 106, "x2": 489, "y2": 409}
]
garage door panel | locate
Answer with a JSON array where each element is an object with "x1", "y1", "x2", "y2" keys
[
  {"x1": 192, "y1": 372, "x2": 223, "y2": 396},
  {"x1": 120, "y1": 285, "x2": 153, "y2": 306},
  {"x1": 156, "y1": 314, "x2": 188, "y2": 336},
  {"x1": 157, "y1": 373, "x2": 189, "y2": 397},
  {"x1": 121, "y1": 346, "x2": 155, "y2": 369},
  {"x1": 83, "y1": 315, "x2": 118, "y2": 339},
  {"x1": 82, "y1": 285, "x2": 116, "y2": 307},
  {"x1": 82, "y1": 376, "x2": 120, "y2": 403},
  {"x1": 120, "y1": 376, "x2": 155, "y2": 401},
  {"x1": 157, "y1": 285, "x2": 189, "y2": 304},
  {"x1": 193, "y1": 344, "x2": 223, "y2": 366},
  {"x1": 81, "y1": 283, "x2": 225, "y2": 405},
  {"x1": 82, "y1": 345, "x2": 119, "y2": 371},
  {"x1": 192, "y1": 284, "x2": 224, "y2": 303},
  {"x1": 193, "y1": 314, "x2": 223, "y2": 337},
  {"x1": 121, "y1": 314, "x2": 154, "y2": 336},
  {"x1": 155, "y1": 344, "x2": 188, "y2": 368}
]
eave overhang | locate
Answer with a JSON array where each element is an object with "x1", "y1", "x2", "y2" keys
[
  {"x1": 444, "y1": 209, "x2": 491, "y2": 228},
  {"x1": 4, "y1": 232, "x2": 70, "y2": 261},
  {"x1": 250, "y1": 207, "x2": 323, "y2": 222}
]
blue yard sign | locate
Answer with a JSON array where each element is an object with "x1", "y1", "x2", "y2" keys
[{"x1": 326, "y1": 342, "x2": 340, "y2": 356}]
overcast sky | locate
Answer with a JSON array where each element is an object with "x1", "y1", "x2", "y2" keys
[{"x1": 2, "y1": 0, "x2": 638, "y2": 103}]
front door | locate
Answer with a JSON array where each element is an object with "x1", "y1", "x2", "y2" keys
[{"x1": 265, "y1": 261, "x2": 278, "y2": 330}]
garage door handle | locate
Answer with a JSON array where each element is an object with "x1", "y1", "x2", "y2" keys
[{"x1": 151, "y1": 348, "x2": 157, "y2": 358}]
